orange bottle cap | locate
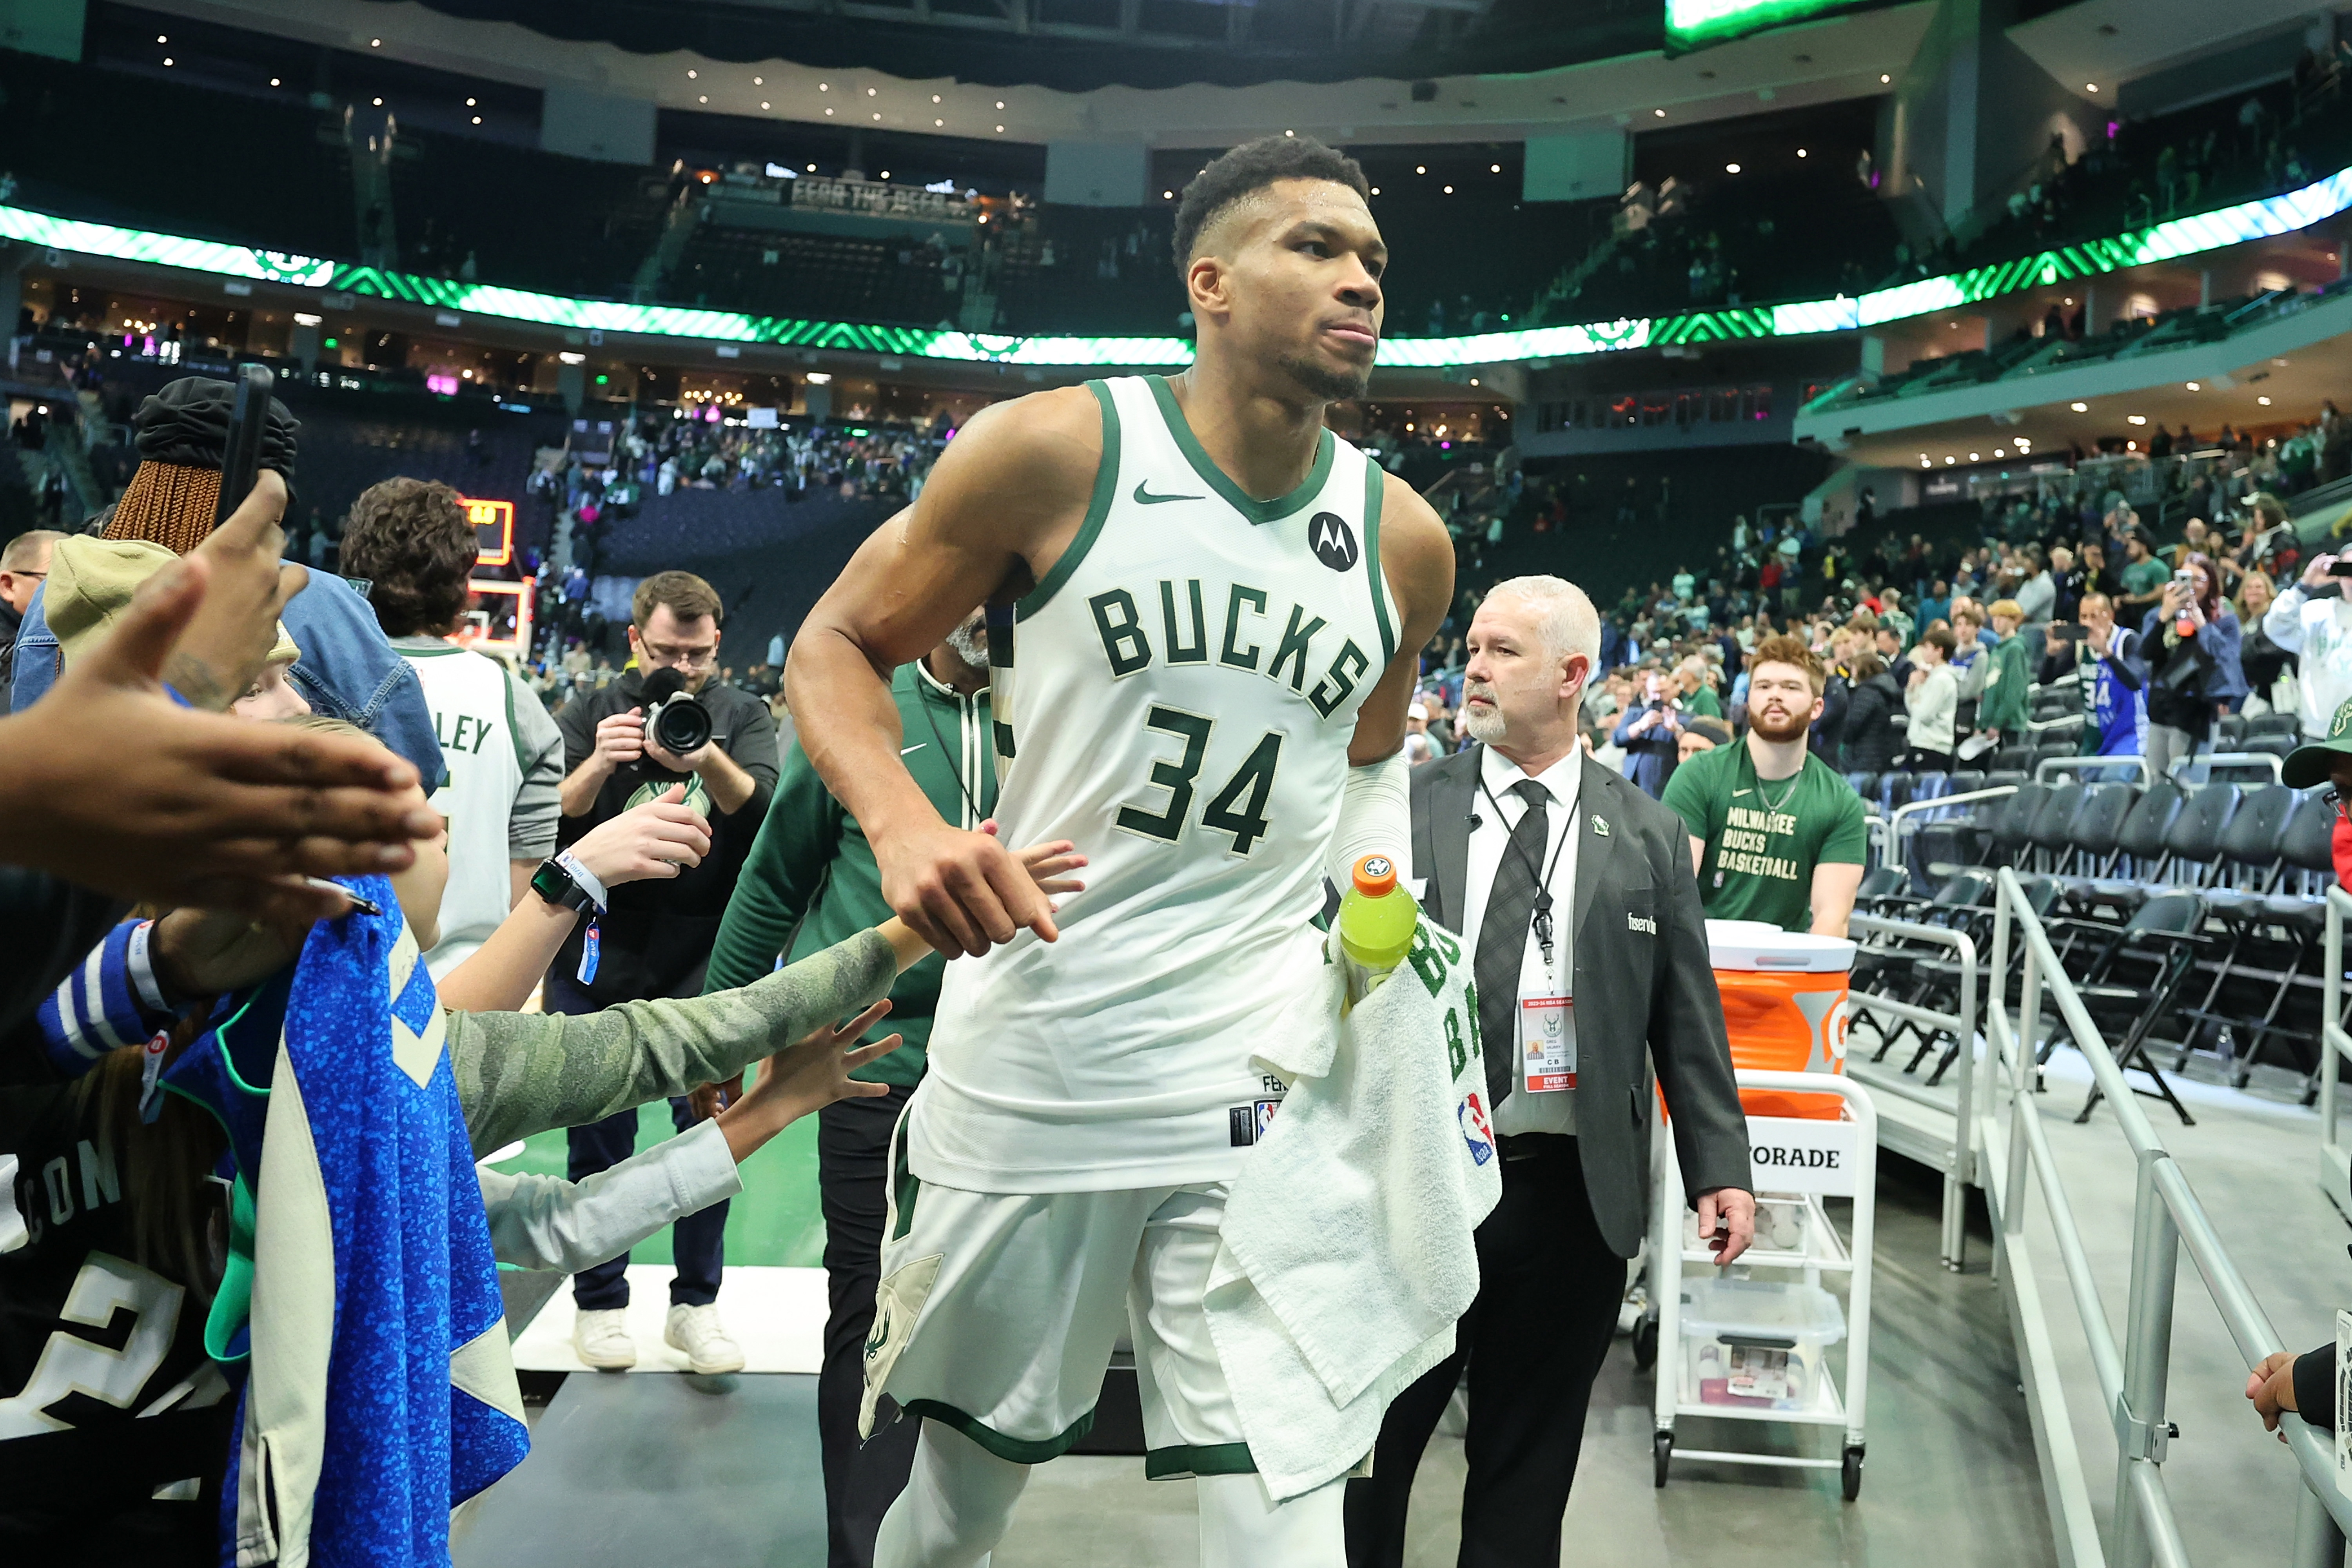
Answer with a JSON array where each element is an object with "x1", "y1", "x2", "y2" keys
[{"x1": 1352, "y1": 855, "x2": 1397, "y2": 897}]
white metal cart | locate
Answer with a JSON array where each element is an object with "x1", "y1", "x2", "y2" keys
[{"x1": 1646, "y1": 1068, "x2": 1878, "y2": 1500}]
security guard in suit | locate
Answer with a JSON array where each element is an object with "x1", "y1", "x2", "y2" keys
[{"x1": 1345, "y1": 575, "x2": 1753, "y2": 1568}]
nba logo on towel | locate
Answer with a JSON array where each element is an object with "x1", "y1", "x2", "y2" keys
[{"x1": 1458, "y1": 1093, "x2": 1495, "y2": 1166}]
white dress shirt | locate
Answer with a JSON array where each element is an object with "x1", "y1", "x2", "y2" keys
[{"x1": 1459, "y1": 744, "x2": 1583, "y2": 1136}]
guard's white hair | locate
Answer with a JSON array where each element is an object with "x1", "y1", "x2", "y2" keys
[{"x1": 1481, "y1": 574, "x2": 1601, "y2": 673}]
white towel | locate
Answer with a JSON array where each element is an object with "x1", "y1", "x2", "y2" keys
[{"x1": 1203, "y1": 916, "x2": 1503, "y2": 1501}]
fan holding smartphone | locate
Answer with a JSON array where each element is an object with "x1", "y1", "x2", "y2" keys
[{"x1": 2267, "y1": 550, "x2": 2352, "y2": 744}]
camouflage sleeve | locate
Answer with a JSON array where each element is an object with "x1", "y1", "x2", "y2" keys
[{"x1": 449, "y1": 926, "x2": 897, "y2": 1157}]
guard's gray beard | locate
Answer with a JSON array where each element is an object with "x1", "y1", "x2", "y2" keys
[
  {"x1": 946, "y1": 614, "x2": 989, "y2": 671},
  {"x1": 1461, "y1": 702, "x2": 1506, "y2": 744}
]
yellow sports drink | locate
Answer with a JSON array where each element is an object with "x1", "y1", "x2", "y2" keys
[{"x1": 1339, "y1": 854, "x2": 1419, "y2": 1006}]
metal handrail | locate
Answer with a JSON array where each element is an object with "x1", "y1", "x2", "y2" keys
[
  {"x1": 1847, "y1": 913, "x2": 1983, "y2": 1268},
  {"x1": 1869, "y1": 784, "x2": 2018, "y2": 868},
  {"x1": 2037, "y1": 754, "x2": 2153, "y2": 783},
  {"x1": 1987, "y1": 867, "x2": 2350, "y2": 1567},
  {"x1": 2316, "y1": 888, "x2": 2352, "y2": 1227},
  {"x1": 2164, "y1": 751, "x2": 2287, "y2": 786}
]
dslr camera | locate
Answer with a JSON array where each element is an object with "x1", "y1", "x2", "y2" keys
[{"x1": 641, "y1": 667, "x2": 713, "y2": 757}]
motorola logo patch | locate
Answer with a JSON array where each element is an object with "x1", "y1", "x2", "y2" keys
[{"x1": 1308, "y1": 512, "x2": 1358, "y2": 572}]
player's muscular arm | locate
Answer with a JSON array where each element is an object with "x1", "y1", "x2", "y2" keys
[
  {"x1": 787, "y1": 387, "x2": 1101, "y2": 958},
  {"x1": 1346, "y1": 475, "x2": 1455, "y2": 764}
]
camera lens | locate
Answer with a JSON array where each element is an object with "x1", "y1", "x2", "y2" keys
[{"x1": 651, "y1": 694, "x2": 713, "y2": 755}]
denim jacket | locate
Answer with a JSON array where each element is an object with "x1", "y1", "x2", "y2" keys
[{"x1": 10, "y1": 568, "x2": 446, "y2": 785}]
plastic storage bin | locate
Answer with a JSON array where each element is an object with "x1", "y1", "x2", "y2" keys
[
  {"x1": 1679, "y1": 1276, "x2": 1845, "y2": 1412},
  {"x1": 1707, "y1": 919, "x2": 1856, "y2": 1120}
]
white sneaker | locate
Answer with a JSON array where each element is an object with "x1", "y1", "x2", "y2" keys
[
  {"x1": 665, "y1": 1303, "x2": 745, "y2": 1374},
  {"x1": 573, "y1": 1307, "x2": 637, "y2": 1372}
]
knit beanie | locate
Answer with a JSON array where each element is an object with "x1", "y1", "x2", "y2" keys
[{"x1": 103, "y1": 376, "x2": 300, "y2": 554}]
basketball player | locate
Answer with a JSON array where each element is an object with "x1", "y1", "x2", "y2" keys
[{"x1": 786, "y1": 136, "x2": 1451, "y2": 1566}]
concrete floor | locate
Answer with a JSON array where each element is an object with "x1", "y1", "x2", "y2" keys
[
  {"x1": 457, "y1": 1005, "x2": 2352, "y2": 1568},
  {"x1": 2005, "y1": 1046, "x2": 2350, "y2": 1566},
  {"x1": 992, "y1": 1156, "x2": 2054, "y2": 1568},
  {"x1": 465, "y1": 1149, "x2": 2058, "y2": 1567}
]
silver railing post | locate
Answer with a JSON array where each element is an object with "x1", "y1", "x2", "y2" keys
[
  {"x1": 2296, "y1": 1478, "x2": 2348, "y2": 1568},
  {"x1": 2004, "y1": 890, "x2": 2034, "y2": 1250},
  {"x1": 2113, "y1": 1148, "x2": 2183, "y2": 1568},
  {"x1": 1944, "y1": 924, "x2": 1982, "y2": 1269}
]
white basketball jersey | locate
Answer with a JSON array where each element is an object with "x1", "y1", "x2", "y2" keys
[
  {"x1": 402, "y1": 644, "x2": 528, "y2": 979},
  {"x1": 910, "y1": 374, "x2": 1396, "y2": 1193}
]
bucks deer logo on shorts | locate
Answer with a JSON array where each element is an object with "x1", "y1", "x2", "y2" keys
[{"x1": 860, "y1": 1251, "x2": 943, "y2": 1441}]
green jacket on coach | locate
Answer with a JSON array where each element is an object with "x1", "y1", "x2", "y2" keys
[{"x1": 701, "y1": 661, "x2": 995, "y2": 1087}]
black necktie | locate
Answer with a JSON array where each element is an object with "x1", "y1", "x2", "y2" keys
[{"x1": 1475, "y1": 779, "x2": 1552, "y2": 1111}]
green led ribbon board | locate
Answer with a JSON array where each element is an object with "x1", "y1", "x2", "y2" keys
[
  {"x1": 6, "y1": 163, "x2": 2349, "y2": 370},
  {"x1": 1666, "y1": 0, "x2": 1873, "y2": 51}
]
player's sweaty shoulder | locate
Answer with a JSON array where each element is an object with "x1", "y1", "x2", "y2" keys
[{"x1": 936, "y1": 385, "x2": 1105, "y2": 513}]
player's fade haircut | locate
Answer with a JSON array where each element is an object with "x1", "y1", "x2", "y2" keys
[
  {"x1": 1748, "y1": 634, "x2": 1825, "y2": 697},
  {"x1": 1484, "y1": 574, "x2": 1601, "y2": 675},
  {"x1": 1172, "y1": 134, "x2": 1372, "y2": 270}
]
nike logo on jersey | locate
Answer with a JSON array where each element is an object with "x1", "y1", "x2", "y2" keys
[
  {"x1": 1133, "y1": 481, "x2": 1203, "y2": 505},
  {"x1": 900, "y1": 744, "x2": 927, "y2": 755},
  {"x1": 1733, "y1": 788, "x2": 1753, "y2": 798}
]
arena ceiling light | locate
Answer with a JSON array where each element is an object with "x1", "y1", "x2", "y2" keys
[{"x1": 2071, "y1": 401, "x2": 2088, "y2": 411}]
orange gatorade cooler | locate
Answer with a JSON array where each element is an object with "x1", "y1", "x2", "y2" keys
[{"x1": 1705, "y1": 919, "x2": 1855, "y2": 1120}]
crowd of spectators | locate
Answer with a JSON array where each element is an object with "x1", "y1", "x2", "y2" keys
[
  {"x1": 1401, "y1": 415, "x2": 2352, "y2": 803},
  {"x1": 0, "y1": 376, "x2": 960, "y2": 1558}
]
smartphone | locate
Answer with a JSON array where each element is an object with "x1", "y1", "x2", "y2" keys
[
  {"x1": 212, "y1": 362, "x2": 276, "y2": 527},
  {"x1": 2327, "y1": 559, "x2": 2352, "y2": 578},
  {"x1": 2051, "y1": 622, "x2": 2089, "y2": 641}
]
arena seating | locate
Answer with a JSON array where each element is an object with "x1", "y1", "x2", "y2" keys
[
  {"x1": 389, "y1": 131, "x2": 673, "y2": 298},
  {"x1": 1853, "y1": 699, "x2": 2338, "y2": 1120},
  {"x1": 0, "y1": 51, "x2": 354, "y2": 259},
  {"x1": 668, "y1": 222, "x2": 958, "y2": 326}
]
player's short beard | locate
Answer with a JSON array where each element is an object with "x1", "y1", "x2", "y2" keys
[
  {"x1": 1277, "y1": 350, "x2": 1371, "y2": 403},
  {"x1": 1748, "y1": 701, "x2": 1811, "y2": 744}
]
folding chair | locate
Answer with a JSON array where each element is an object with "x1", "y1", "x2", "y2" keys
[{"x1": 2042, "y1": 891, "x2": 2211, "y2": 1126}]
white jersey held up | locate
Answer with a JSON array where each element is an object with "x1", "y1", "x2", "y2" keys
[
  {"x1": 910, "y1": 374, "x2": 1397, "y2": 1194},
  {"x1": 402, "y1": 642, "x2": 539, "y2": 978}
]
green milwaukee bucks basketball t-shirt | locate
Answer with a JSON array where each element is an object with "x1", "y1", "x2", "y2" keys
[{"x1": 1661, "y1": 740, "x2": 1869, "y2": 932}]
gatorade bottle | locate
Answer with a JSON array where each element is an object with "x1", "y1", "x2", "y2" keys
[{"x1": 1339, "y1": 853, "x2": 1419, "y2": 1008}]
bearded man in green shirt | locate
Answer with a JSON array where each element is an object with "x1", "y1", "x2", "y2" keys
[{"x1": 1662, "y1": 634, "x2": 1869, "y2": 936}]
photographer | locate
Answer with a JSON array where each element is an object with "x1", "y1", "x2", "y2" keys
[
  {"x1": 2140, "y1": 554, "x2": 2245, "y2": 779},
  {"x1": 549, "y1": 571, "x2": 777, "y2": 1376},
  {"x1": 1610, "y1": 666, "x2": 1686, "y2": 797},
  {"x1": 2264, "y1": 550, "x2": 2352, "y2": 739}
]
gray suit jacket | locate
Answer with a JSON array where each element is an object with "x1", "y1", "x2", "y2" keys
[{"x1": 1408, "y1": 745, "x2": 1751, "y2": 1258}]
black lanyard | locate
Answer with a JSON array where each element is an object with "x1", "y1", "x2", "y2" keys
[
  {"x1": 917, "y1": 682, "x2": 981, "y2": 825},
  {"x1": 1477, "y1": 759, "x2": 1572, "y2": 969}
]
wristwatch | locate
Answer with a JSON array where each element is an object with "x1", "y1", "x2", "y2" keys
[{"x1": 531, "y1": 854, "x2": 604, "y2": 916}]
